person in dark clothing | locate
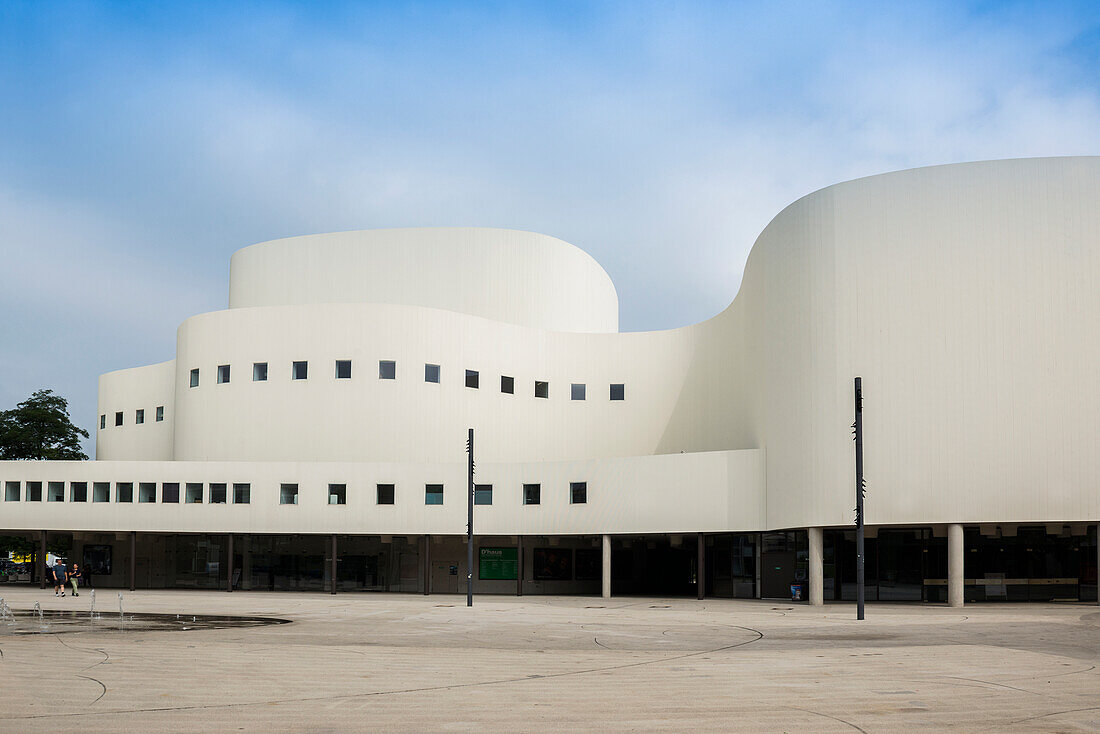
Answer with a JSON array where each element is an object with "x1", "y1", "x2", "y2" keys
[
  {"x1": 80, "y1": 564, "x2": 93, "y2": 589},
  {"x1": 52, "y1": 560, "x2": 68, "y2": 597}
]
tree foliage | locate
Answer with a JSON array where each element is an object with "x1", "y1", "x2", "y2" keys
[{"x1": 0, "y1": 389, "x2": 89, "y2": 460}]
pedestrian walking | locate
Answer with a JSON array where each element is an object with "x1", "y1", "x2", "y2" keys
[
  {"x1": 69, "y1": 562, "x2": 81, "y2": 596},
  {"x1": 52, "y1": 559, "x2": 68, "y2": 597}
]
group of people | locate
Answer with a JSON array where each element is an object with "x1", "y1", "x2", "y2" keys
[{"x1": 46, "y1": 560, "x2": 89, "y2": 597}]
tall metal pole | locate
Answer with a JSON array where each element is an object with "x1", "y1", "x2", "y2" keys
[
  {"x1": 467, "y1": 427, "x2": 474, "y2": 607},
  {"x1": 854, "y1": 377, "x2": 865, "y2": 621}
]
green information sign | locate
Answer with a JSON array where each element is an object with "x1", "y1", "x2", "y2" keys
[{"x1": 479, "y1": 547, "x2": 518, "y2": 580}]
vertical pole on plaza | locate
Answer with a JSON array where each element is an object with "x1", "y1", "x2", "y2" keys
[
  {"x1": 854, "y1": 377, "x2": 866, "y2": 621},
  {"x1": 39, "y1": 530, "x2": 47, "y2": 588},
  {"x1": 466, "y1": 428, "x2": 475, "y2": 608}
]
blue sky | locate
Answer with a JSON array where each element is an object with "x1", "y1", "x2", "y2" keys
[{"x1": 2, "y1": 1, "x2": 1099, "y2": 452}]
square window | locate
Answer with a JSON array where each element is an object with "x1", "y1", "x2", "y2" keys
[
  {"x1": 523, "y1": 483, "x2": 541, "y2": 505},
  {"x1": 99, "y1": 414, "x2": 106, "y2": 429},
  {"x1": 4, "y1": 481, "x2": 19, "y2": 502},
  {"x1": 190, "y1": 368, "x2": 200, "y2": 388},
  {"x1": 233, "y1": 483, "x2": 250, "y2": 504},
  {"x1": 162, "y1": 483, "x2": 180, "y2": 503},
  {"x1": 535, "y1": 381, "x2": 549, "y2": 399},
  {"x1": 465, "y1": 370, "x2": 479, "y2": 389},
  {"x1": 280, "y1": 483, "x2": 299, "y2": 505},
  {"x1": 136, "y1": 409, "x2": 145, "y2": 424},
  {"x1": 253, "y1": 362, "x2": 268, "y2": 381},
  {"x1": 156, "y1": 406, "x2": 164, "y2": 422},
  {"x1": 210, "y1": 483, "x2": 227, "y2": 504},
  {"x1": 474, "y1": 484, "x2": 493, "y2": 505},
  {"x1": 292, "y1": 361, "x2": 308, "y2": 380},
  {"x1": 117, "y1": 482, "x2": 134, "y2": 503},
  {"x1": 93, "y1": 482, "x2": 110, "y2": 502},
  {"x1": 139, "y1": 482, "x2": 157, "y2": 503},
  {"x1": 26, "y1": 481, "x2": 42, "y2": 502},
  {"x1": 70, "y1": 482, "x2": 87, "y2": 502},
  {"x1": 425, "y1": 363, "x2": 440, "y2": 383},
  {"x1": 610, "y1": 383, "x2": 625, "y2": 401},
  {"x1": 328, "y1": 483, "x2": 347, "y2": 505},
  {"x1": 377, "y1": 483, "x2": 395, "y2": 504},
  {"x1": 217, "y1": 364, "x2": 231, "y2": 384},
  {"x1": 48, "y1": 482, "x2": 65, "y2": 502},
  {"x1": 185, "y1": 483, "x2": 203, "y2": 503},
  {"x1": 335, "y1": 360, "x2": 352, "y2": 379},
  {"x1": 378, "y1": 360, "x2": 396, "y2": 379},
  {"x1": 501, "y1": 375, "x2": 514, "y2": 394},
  {"x1": 115, "y1": 411, "x2": 123, "y2": 426},
  {"x1": 425, "y1": 483, "x2": 444, "y2": 505},
  {"x1": 571, "y1": 383, "x2": 586, "y2": 401},
  {"x1": 570, "y1": 481, "x2": 587, "y2": 504}
]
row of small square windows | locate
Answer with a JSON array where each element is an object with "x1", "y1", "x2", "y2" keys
[
  {"x1": 188, "y1": 361, "x2": 626, "y2": 401},
  {"x1": 2, "y1": 480, "x2": 587, "y2": 506},
  {"x1": 100, "y1": 406, "x2": 165, "y2": 429}
]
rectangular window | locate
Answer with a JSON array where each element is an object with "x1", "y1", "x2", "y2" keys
[
  {"x1": 138, "y1": 482, "x2": 157, "y2": 503},
  {"x1": 156, "y1": 406, "x2": 164, "y2": 422},
  {"x1": 99, "y1": 414, "x2": 106, "y2": 429},
  {"x1": 115, "y1": 411, "x2": 123, "y2": 426},
  {"x1": 501, "y1": 375, "x2": 514, "y2": 394},
  {"x1": 523, "y1": 483, "x2": 541, "y2": 505},
  {"x1": 71, "y1": 482, "x2": 88, "y2": 503},
  {"x1": 217, "y1": 364, "x2": 231, "y2": 384},
  {"x1": 425, "y1": 483, "x2": 444, "y2": 505},
  {"x1": 4, "y1": 481, "x2": 18, "y2": 502},
  {"x1": 233, "y1": 483, "x2": 250, "y2": 504},
  {"x1": 190, "y1": 368, "x2": 200, "y2": 387},
  {"x1": 328, "y1": 483, "x2": 347, "y2": 505},
  {"x1": 571, "y1": 383, "x2": 586, "y2": 400},
  {"x1": 378, "y1": 360, "x2": 396, "y2": 379},
  {"x1": 335, "y1": 360, "x2": 352, "y2": 379},
  {"x1": 162, "y1": 482, "x2": 180, "y2": 503},
  {"x1": 210, "y1": 483, "x2": 227, "y2": 504},
  {"x1": 465, "y1": 370, "x2": 479, "y2": 389},
  {"x1": 425, "y1": 363, "x2": 440, "y2": 383},
  {"x1": 253, "y1": 362, "x2": 268, "y2": 381},
  {"x1": 136, "y1": 408, "x2": 145, "y2": 424},
  {"x1": 474, "y1": 484, "x2": 493, "y2": 505},
  {"x1": 610, "y1": 383, "x2": 625, "y2": 401},
  {"x1": 280, "y1": 483, "x2": 299, "y2": 505},
  {"x1": 292, "y1": 361, "x2": 308, "y2": 380},
  {"x1": 535, "y1": 381, "x2": 549, "y2": 399},
  {"x1": 26, "y1": 481, "x2": 42, "y2": 502},
  {"x1": 185, "y1": 483, "x2": 203, "y2": 503},
  {"x1": 93, "y1": 482, "x2": 110, "y2": 502},
  {"x1": 48, "y1": 481, "x2": 65, "y2": 502},
  {"x1": 117, "y1": 482, "x2": 134, "y2": 503},
  {"x1": 377, "y1": 483, "x2": 395, "y2": 504},
  {"x1": 570, "y1": 481, "x2": 587, "y2": 504}
]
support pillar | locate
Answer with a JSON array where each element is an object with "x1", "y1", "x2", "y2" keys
[
  {"x1": 241, "y1": 535, "x2": 252, "y2": 590},
  {"x1": 697, "y1": 533, "x2": 705, "y2": 600},
  {"x1": 808, "y1": 527, "x2": 824, "y2": 606},
  {"x1": 330, "y1": 534, "x2": 337, "y2": 595},
  {"x1": 754, "y1": 532, "x2": 762, "y2": 599},
  {"x1": 39, "y1": 530, "x2": 47, "y2": 588},
  {"x1": 226, "y1": 534, "x2": 234, "y2": 592},
  {"x1": 601, "y1": 534, "x2": 612, "y2": 599},
  {"x1": 423, "y1": 535, "x2": 431, "y2": 595},
  {"x1": 129, "y1": 531, "x2": 136, "y2": 592},
  {"x1": 948, "y1": 523, "x2": 964, "y2": 607},
  {"x1": 516, "y1": 536, "x2": 523, "y2": 596}
]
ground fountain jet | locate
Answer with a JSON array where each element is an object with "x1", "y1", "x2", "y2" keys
[{"x1": 89, "y1": 588, "x2": 96, "y2": 621}]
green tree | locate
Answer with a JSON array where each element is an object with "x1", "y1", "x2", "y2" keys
[{"x1": 0, "y1": 389, "x2": 89, "y2": 460}]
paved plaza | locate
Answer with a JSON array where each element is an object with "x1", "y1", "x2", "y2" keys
[{"x1": 0, "y1": 589, "x2": 1098, "y2": 732}]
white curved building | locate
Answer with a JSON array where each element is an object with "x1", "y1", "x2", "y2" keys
[{"x1": 2, "y1": 157, "x2": 1098, "y2": 605}]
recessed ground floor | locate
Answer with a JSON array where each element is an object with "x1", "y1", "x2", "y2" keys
[
  {"x1": 4, "y1": 524, "x2": 1097, "y2": 604},
  {"x1": 0, "y1": 588, "x2": 1098, "y2": 732}
]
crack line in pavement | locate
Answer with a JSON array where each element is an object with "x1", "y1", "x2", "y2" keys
[
  {"x1": 1008, "y1": 705, "x2": 1100, "y2": 725},
  {"x1": 784, "y1": 705, "x2": 868, "y2": 733}
]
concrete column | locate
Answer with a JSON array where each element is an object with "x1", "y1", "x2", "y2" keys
[
  {"x1": 39, "y1": 530, "x2": 47, "y2": 589},
  {"x1": 948, "y1": 523, "x2": 964, "y2": 607},
  {"x1": 516, "y1": 536, "x2": 523, "y2": 596},
  {"x1": 129, "y1": 531, "x2": 136, "y2": 592},
  {"x1": 601, "y1": 534, "x2": 612, "y2": 599},
  {"x1": 808, "y1": 527, "x2": 824, "y2": 606},
  {"x1": 241, "y1": 535, "x2": 252, "y2": 590},
  {"x1": 226, "y1": 534, "x2": 234, "y2": 592},
  {"x1": 423, "y1": 535, "x2": 432, "y2": 595},
  {"x1": 754, "y1": 532, "x2": 762, "y2": 599},
  {"x1": 697, "y1": 533, "x2": 705, "y2": 600},
  {"x1": 330, "y1": 535, "x2": 338, "y2": 595}
]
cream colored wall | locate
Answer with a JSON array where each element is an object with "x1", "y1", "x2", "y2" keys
[{"x1": 96, "y1": 360, "x2": 175, "y2": 461}]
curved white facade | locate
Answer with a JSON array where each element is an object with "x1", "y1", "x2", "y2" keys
[{"x1": 4, "y1": 157, "x2": 1100, "y2": 601}]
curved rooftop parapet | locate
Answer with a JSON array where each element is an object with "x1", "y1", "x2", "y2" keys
[{"x1": 228, "y1": 227, "x2": 620, "y2": 333}]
